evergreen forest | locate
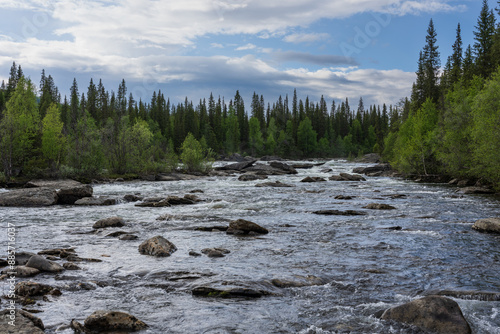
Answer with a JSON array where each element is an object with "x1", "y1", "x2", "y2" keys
[{"x1": 1, "y1": 0, "x2": 500, "y2": 189}]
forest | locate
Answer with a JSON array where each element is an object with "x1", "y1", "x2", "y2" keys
[{"x1": 0, "y1": 0, "x2": 500, "y2": 189}]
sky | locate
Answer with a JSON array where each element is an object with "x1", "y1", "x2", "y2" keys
[{"x1": 0, "y1": 0, "x2": 490, "y2": 108}]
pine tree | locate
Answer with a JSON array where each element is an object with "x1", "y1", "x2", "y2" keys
[
  {"x1": 473, "y1": 0, "x2": 496, "y2": 78},
  {"x1": 69, "y1": 78, "x2": 80, "y2": 132},
  {"x1": 422, "y1": 19, "x2": 441, "y2": 104},
  {"x1": 462, "y1": 44, "x2": 475, "y2": 85}
]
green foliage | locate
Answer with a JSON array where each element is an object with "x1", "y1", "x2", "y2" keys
[
  {"x1": 248, "y1": 117, "x2": 264, "y2": 156},
  {"x1": 391, "y1": 99, "x2": 439, "y2": 175},
  {"x1": 470, "y1": 68, "x2": 500, "y2": 184},
  {"x1": 0, "y1": 76, "x2": 40, "y2": 179},
  {"x1": 67, "y1": 111, "x2": 104, "y2": 176},
  {"x1": 297, "y1": 117, "x2": 317, "y2": 157},
  {"x1": 42, "y1": 103, "x2": 66, "y2": 169},
  {"x1": 180, "y1": 133, "x2": 212, "y2": 173}
]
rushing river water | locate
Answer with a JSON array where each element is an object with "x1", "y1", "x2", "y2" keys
[{"x1": 1, "y1": 160, "x2": 500, "y2": 333}]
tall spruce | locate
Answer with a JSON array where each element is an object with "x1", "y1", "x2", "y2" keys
[{"x1": 473, "y1": 0, "x2": 496, "y2": 78}]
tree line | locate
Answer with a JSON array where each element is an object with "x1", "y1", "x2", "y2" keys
[
  {"x1": 384, "y1": 0, "x2": 500, "y2": 188},
  {"x1": 0, "y1": 63, "x2": 397, "y2": 180}
]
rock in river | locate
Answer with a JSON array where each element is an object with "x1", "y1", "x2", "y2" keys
[
  {"x1": 0, "y1": 309, "x2": 45, "y2": 334},
  {"x1": 227, "y1": 219, "x2": 269, "y2": 235},
  {"x1": 378, "y1": 295, "x2": 471, "y2": 334},
  {"x1": 363, "y1": 203, "x2": 396, "y2": 210},
  {"x1": 301, "y1": 176, "x2": 326, "y2": 182},
  {"x1": 93, "y1": 216, "x2": 125, "y2": 229},
  {"x1": 82, "y1": 310, "x2": 148, "y2": 332},
  {"x1": 138, "y1": 236, "x2": 177, "y2": 257},
  {"x1": 312, "y1": 209, "x2": 367, "y2": 216},
  {"x1": 26, "y1": 254, "x2": 64, "y2": 273},
  {"x1": 472, "y1": 218, "x2": 500, "y2": 234},
  {"x1": 0, "y1": 187, "x2": 58, "y2": 207}
]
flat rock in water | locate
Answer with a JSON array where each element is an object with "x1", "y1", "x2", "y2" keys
[
  {"x1": 0, "y1": 309, "x2": 45, "y2": 334},
  {"x1": 93, "y1": 216, "x2": 125, "y2": 229},
  {"x1": 74, "y1": 197, "x2": 117, "y2": 206},
  {"x1": 301, "y1": 176, "x2": 326, "y2": 182},
  {"x1": 138, "y1": 236, "x2": 177, "y2": 257},
  {"x1": 2, "y1": 265, "x2": 40, "y2": 277},
  {"x1": 26, "y1": 254, "x2": 64, "y2": 273},
  {"x1": 472, "y1": 218, "x2": 500, "y2": 234},
  {"x1": 255, "y1": 181, "x2": 294, "y2": 188},
  {"x1": 271, "y1": 275, "x2": 329, "y2": 288},
  {"x1": 460, "y1": 186, "x2": 495, "y2": 194},
  {"x1": 227, "y1": 219, "x2": 269, "y2": 235},
  {"x1": 0, "y1": 188, "x2": 58, "y2": 207},
  {"x1": 238, "y1": 174, "x2": 268, "y2": 181},
  {"x1": 312, "y1": 209, "x2": 367, "y2": 216},
  {"x1": 363, "y1": 203, "x2": 396, "y2": 210},
  {"x1": 56, "y1": 184, "x2": 93, "y2": 204},
  {"x1": 15, "y1": 281, "x2": 57, "y2": 297},
  {"x1": 425, "y1": 289, "x2": 500, "y2": 301},
  {"x1": 378, "y1": 295, "x2": 471, "y2": 334},
  {"x1": 83, "y1": 310, "x2": 148, "y2": 332}
]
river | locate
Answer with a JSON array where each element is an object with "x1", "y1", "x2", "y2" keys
[{"x1": 1, "y1": 160, "x2": 499, "y2": 333}]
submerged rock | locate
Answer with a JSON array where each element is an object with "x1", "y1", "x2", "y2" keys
[
  {"x1": 138, "y1": 236, "x2": 177, "y2": 257},
  {"x1": 312, "y1": 209, "x2": 367, "y2": 216},
  {"x1": 0, "y1": 309, "x2": 45, "y2": 334},
  {"x1": 378, "y1": 295, "x2": 471, "y2": 334},
  {"x1": 135, "y1": 195, "x2": 196, "y2": 207},
  {"x1": 201, "y1": 248, "x2": 230, "y2": 258},
  {"x1": 92, "y1": 217, "x2": 125, "y2": 229},
  {"x1": 82, "y1": 310, "x2": 148, "y2": 332},
  {"x1": 271, "y1": 275, "x2": 329, "y2": 288},
  {"x1": 363, "y1": 203, "x2": 396, "y2": 210},
  {"x1": 238, "y1": 174, "x2": 268, "y2": 181},
  {"x1": 226, "y1": 219, "x2": 269, "y2": 235},
  {"x1": 255, "y1": 181, "x2": 294, "y2": 188},
  {"x1": 472, "y1": 218, "x2": 500, "y2": 234},
  {"x1": 425, "y1": 289, "x2": 500, "y2": 301}
]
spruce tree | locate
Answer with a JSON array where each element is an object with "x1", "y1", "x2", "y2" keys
[{"x1": 473, "y1": 0, "x2": 496, "y2": 78}]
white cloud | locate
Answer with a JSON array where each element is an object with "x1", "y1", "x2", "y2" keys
[
  {"x1": 211, "y1": 43, "x2": 224, "y2": 48},
  {"x1": 236, "y1": 43, "x2": 257, "y2": 51},
  {"x1": 386, "y1": 1, "x2": 467, "y2": 15},
  {"x1": 284, "y1": 33, "x2": 330, "y2": 44}
]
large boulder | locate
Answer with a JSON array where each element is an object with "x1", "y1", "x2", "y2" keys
[
  {"x1": 301, "y1": 176, "x2": 326, "y2": 183},
  {"x1": 26, "y1": 254, "x2": 64, "y2": 273},
  {"x1": 0, "y1": 309, "x2": 45, "y2": 334},
  {"x1": 269, "y1": 162, "x2": 298, "y2": 174},
  {"x1": 216, "y1": 160, "x2": 257, "y2": 171},
  {"x1": 238, "y1": 174, "x2": 268, "y2": 181},
  {"x1": 138, "y1": 236, "x2": 177, "y2": 257},
  {"x1": 227, "y1": 219, "x2": 269, "y2": 235},
  {"x1": 25, "y1": 179, "x2": 93, "y2": 205},
  {"x1": 56, "y1": 184, "x2": 93, "y2": 204},
  {"x1": 0, "y1": 188, "x2": 58, "y2": 207},
  {"x1": 329, "y1": 173, "x2": 366, "y2": 181},
  {"x1": 352, "y1": 163, "x2": 392, "y2": 176},
  {"x1": 243, "y1": 164, "x2": 289, "y2": 175},
  {"x1": 93, "y1": 217, "x2": 125, "y2": 229},
  {"x1": 83, "y1": 310, "x2": 148, "y2": 332},
  {"x1": 472, "y1": 218, "x2": 500, "y2": 234},
  {"x1": 379, "y1": 295, "x2": 471, "y2": 334}
]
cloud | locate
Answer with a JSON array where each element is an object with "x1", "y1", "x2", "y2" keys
[
  {"x1": 211, "y1": 43, "x2": 224, "y2": 48},
  {"x1": 284, "y1": 33, "x2": 330, "y2": 44},
  {"x1": 386, "y1": 1, "x2": 467, "y2": 15},
  {"x1": 273, "y1": 51, "x2": 358, "y2": 66},
  {"x1": 236, "y1": 43, "x2": 257, "y2": 51}
]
